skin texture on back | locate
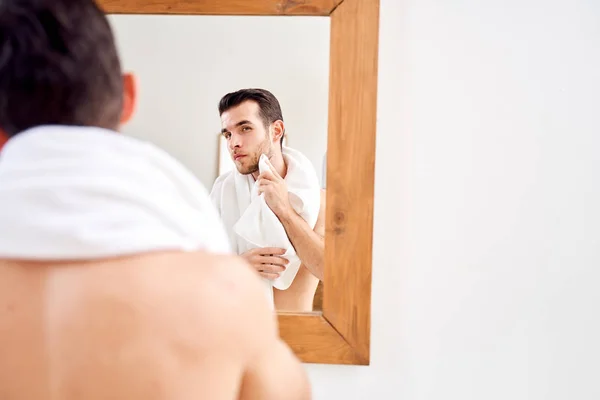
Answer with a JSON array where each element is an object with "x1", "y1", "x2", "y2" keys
[{"x1": 0, "y1": 251, "x2": 310, "y2": 400}]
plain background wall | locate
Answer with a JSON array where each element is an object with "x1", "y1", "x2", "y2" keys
[
  {"x1": 107, "y1": 15, "x2": 329, "y2": 189},
  {"x1": 307, "y1": 0, "x2": 600, "y2": 399}
]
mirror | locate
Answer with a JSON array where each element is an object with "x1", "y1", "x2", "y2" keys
[
  {"x1": 101, "y1": 0, "x2": 379, "y2": 365},
  {"x1": 108, "y1": 14, "x2": 330, "y2": 312}
]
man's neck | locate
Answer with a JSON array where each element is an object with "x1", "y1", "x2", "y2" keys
[{"x1": 252, "y1": 152, "x2": 287, "y2": 180}]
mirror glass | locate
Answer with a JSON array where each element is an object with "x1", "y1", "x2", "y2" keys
[{"x1": 108, "y1": 15, "x2": 329, "y2": 312}]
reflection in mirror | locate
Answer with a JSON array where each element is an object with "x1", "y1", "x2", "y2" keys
[
  {"x1": 218, "y1": 134, "x2": 288, "y2": 177},
  {"x1": 108, "y1": 15, "x2": 330, "y2": 312}
]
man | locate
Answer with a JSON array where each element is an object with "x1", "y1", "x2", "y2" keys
[
  {"x1": 0, "y1": 1, "x2": 310, "y2": 399},
  {"x1": 210, "y1": 89, "x2": 326, "y2": 312}
]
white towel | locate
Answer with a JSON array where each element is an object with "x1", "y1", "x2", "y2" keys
[
  {"x1": 0, "y1": 125, "x2": 231, "y2": 260},
  {"x1": 210, "y1": 146, "x2": 321, "y2": 304}
]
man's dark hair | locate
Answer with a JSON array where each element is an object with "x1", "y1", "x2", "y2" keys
[
  {"x1": 0, "y1": 0, "x2": 123, "y2": 137},
  {"x1": 218, "y1": 88, "x2": 285, "y2": 146}
]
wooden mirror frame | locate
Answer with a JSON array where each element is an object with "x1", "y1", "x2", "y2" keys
[{"x1": 99, "y1": 0, "x2": 379, "y2": 365}]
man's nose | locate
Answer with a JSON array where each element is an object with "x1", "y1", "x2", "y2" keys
[{"x1": 229, "y1": 133, "x2": 241, "y2": 149}]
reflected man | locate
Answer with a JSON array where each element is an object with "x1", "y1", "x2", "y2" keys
[{"x1": 210, "y1": 89, "x2": 325, "y2": 312}]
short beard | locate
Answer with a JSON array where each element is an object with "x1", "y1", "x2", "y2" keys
[{"x1": 237, "y1": 137, "x2": 273, "y2": 175}]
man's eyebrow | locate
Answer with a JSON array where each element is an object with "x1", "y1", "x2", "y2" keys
[{"x1": 221, "y1": 120, "x2": 253, "y2": 133}]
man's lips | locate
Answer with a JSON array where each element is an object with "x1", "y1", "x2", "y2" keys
[{"x1": 233, "y1": 154, "x2": 246, "y2": 160}]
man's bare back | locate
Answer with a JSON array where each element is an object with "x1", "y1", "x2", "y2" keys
[{"x1": 0, "y1": 252, "x2": 310, "y2": 399}]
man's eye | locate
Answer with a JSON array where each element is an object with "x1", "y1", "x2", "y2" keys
[
  {"x1": 224, "y1": 133, "x2": 231, "y2": 139},
  {"x1": 242, "y1": 126, "x2": 251, "y2": 132}
]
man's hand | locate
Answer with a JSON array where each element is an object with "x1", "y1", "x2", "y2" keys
[
  {"x1": 257, "y1": 159, "x2": 292, "y2": 218},
  {"x1": 241, "y1": 247, "x2": 289, "y2": 280}
]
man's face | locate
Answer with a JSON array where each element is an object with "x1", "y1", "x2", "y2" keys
[{"x1": 220, "y1": 100, "x2": 274, "y2": 175}]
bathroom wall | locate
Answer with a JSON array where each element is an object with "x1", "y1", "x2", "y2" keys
[
  {"x1": 307, "y1": 0, "x2": 600, "y2": 399},
  {"x1": 107, "y1": 15, "x2": 330, "y2": 190}
]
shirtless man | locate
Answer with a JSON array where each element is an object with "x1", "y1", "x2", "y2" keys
[
  {"x1": 210, "y1": 89, "x2": 326, "y2": 312},
  {"x1": 0, "y1": 1, "x2": 310, "y2": 399}
]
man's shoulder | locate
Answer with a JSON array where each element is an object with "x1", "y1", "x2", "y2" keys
[
  {"x1": 213, "y1": 171, "x2": 234, "y2": 188},
  {"x1": 209, "y1": 171, "x2": 234, "y2": 198},
  {"x1": 171, "y1": 252, "x2": 275, "y2": 354},
  {"x1": 149, "y1": 251, "x2": 272, "y2": 331},
  {"x1": 209, "y1": 171, "x2": 235, "y2": 210},
  {"x1": 312, "y1": 189, "x2": 326, "y2": 234},
  {"x1": 154, "y1": 251, "x2": 262, "y2": 301}
]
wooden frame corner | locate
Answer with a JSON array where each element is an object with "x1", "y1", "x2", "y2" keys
[{"x1": 99, "y1": 0, "x2": 380, "y2": 365}]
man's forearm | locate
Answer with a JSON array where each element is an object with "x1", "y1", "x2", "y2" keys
[{"x1": 277, "y1": 209, "x2": 324, "y2": 281}]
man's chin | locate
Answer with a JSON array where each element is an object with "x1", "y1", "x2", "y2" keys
[{"x1": 235, "y1": 165, "x2": 257, "y2": 175}]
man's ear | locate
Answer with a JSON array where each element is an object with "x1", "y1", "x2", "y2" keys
[
  {"x1": 120, "y1": 72, "x2": 137, "y2": 125},
  {"x1": 271, "y1": 120, "x2": 285, "y2": 144},
  {"x1": 0, "y1": 128, "x2": 8, "y2": 152}
]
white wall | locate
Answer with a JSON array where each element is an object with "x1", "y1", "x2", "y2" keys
[
  {"x1": 107, "y1": 15, "x2": 329, "y2": 189},
  {"x1": 307, "y1": 0, "x2": 600, "y2": 399}
]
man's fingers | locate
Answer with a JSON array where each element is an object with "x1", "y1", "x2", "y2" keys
[
  {"x1": 265, "y1": 158, "x2": 283, "y2": 180},
  {"x1": 257, "y1": 180, "x2": 271, "y2": 193},
  {"x1": 260, "y1": 256, "x2": 288, "y2": 267},
  {"x1": 259, "y1": 263, "x2": 286, "y2": 274},
  {"x1": 259, "y1": 272, "x2": 280, "y2": 280},
  {"x1": 260, "y1": 247, "x2": 287, "y2": 256},
  {"x1": 250, "y1": 247, "x2": 265, "y2": 255},
  {"x1": 258, "y1": 169, "x2": 276, "y2": 181}
]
